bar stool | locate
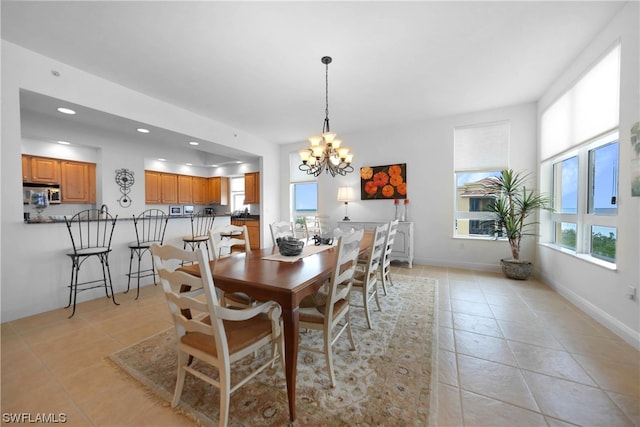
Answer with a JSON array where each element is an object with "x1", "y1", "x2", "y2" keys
[
  {"x1": 126, "y1": 209, "x2": 169, "y2": 299},
  {"x1": 182, "y1": 210, "x2": 215, "y2": 259},
  {"x1": 64, "y1": 209, "x2": 119, "y2": 318}
]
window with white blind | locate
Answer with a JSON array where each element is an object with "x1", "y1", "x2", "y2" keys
[
  {"x1": 453, "y1": 120, "x2": 510, "y2": 238},
  {"x1": 542, "y1": 43, "x2": 621, "y2": 268}
]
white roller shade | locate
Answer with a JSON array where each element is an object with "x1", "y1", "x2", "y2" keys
[
  {"x1": 454, "y1": 120, "x2": 510, "y2": 171},
  {"x1": 541, "y1": 44, "x2": 620, "y2": 160}
]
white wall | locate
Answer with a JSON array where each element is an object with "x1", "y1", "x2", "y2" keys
[
  {"x1": 1, "y1": 41, "x2": 280, "y2": 321},
  {"x1": 536, "y1": 2, "x2": 640, "y2": 348},
  {"x1": 281, "y1": 102, "x2": 538, "y2": 271}
]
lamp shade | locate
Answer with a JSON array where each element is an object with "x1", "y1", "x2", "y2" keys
[{"x1": 337, "y1": 187, "x2": 354, "y2": 202}]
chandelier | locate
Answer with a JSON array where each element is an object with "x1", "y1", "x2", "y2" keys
[{"x1": 299, "y1": 56, "x2": 354, "y2": 177}]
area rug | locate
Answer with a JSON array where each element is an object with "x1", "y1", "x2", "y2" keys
[{"x1": 109, "y1": 274, "x2": 436, "y2": 426}]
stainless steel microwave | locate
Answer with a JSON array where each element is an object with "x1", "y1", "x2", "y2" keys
[
  {"x1": 169, "y1": 205, "x2": 183, "y2": 216},
  {"x1": 23, "y1": 186, "x2": 61, "y2": 204}
]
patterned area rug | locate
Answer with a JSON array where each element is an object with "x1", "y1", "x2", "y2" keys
[{"x1": 109, "y1": 275, "x2": 436, "y2": 426}]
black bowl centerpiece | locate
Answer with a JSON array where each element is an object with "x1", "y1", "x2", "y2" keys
[{"x1": 276, "y1": 236, "x2": 305, "y2": 256}]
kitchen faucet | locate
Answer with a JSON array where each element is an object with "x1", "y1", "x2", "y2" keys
[{"x1": 100, "y1": 204, "x2": 109, "y2": 214}]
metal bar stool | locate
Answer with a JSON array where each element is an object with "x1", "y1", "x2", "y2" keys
[
  {"x1": 64, "y1": 209, "x2": 119, "y2": 318},
  {"x1": 126, "y1": 209, "x2": 169, "y2": 299},
  {"x1": 182, "y1": 210, "x2": 216, "y2": 259}
]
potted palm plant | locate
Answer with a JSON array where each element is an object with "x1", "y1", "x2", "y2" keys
[{"x1": 485, "y1": 169, "x2": 552, "y2": 280}]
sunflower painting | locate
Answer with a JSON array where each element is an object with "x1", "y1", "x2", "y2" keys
[{"x1": 360, "y1": 163, "x2": 407, "y2": 200}]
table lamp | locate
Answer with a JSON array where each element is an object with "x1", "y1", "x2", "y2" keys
[{"x1": 337, "y1": 187, "x2": 354, "y2": 221}]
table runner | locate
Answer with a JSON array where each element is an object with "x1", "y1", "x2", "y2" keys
[{"x1": 262, "y1": 243, "x2": 334, "y2": 263}]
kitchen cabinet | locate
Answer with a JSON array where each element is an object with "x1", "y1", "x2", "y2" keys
[
  {"x1": 231, "y1": 219, "x2": 261, "y2": 250},
  {"x1": 22, "y1": 155, "x2": 60, "y2": 184},
  {"x1": 192, "y1": 177, "x2": 207, "y2": 204},
  {"x1": 244, "y1": 172, "x2": 260, "y2": 204},
  {"x1": 161, "y1": 173, "x2": 178, "y2": 204},
  {"x1": 144, "y1": 171, "x2": 162, "y2": 204},
  {"x1": 209, "y1": 176, "x2": 229, "y2": 205},
  {"x1": 146, "y1": 170, "x2": 187, "y2": 205},
  {"x1": 177, "y1": 175, "x2": 193, "y2": 204},
  {"x1": 60, "y1": 160, "x2": 96, "y2": 203}
]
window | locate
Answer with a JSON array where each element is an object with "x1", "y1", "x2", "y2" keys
[
  {"x1": 293, "y1": 182, "x2": 318, "y2": 212},
  {"x1": 229, "y1": 176, "x2": 245, "y2": 212},
  {"x1": 549, "y1": 134, "x2": 619, "y2": 265},
  {"x1": 542, "y1": 43, "x2": 620, "y2": 268},
  {"x1": 455, "y1": 171, "x2": 502, "y2": 237},
  {"x1": 453, "y1": 120, "x2": 509, "y2": 238},
  {"x1": 588, "y1": 142, "x2": 618, "y2": 215}
]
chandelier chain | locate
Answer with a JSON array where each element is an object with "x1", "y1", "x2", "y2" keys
[
  {"x1": 298, "y1": 55, "x2": 354, "y2": 178},
  {"x1": 324, "y1": 60, "x2": 330, "y2": 133}
]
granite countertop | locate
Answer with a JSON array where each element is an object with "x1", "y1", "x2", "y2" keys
[{"x1": 26, "y1": 211, "x2": 234, "y2": 224}]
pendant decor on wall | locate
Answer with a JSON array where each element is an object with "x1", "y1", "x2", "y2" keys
[
  {"x1": 115, "y1": 168, "x2": 135, "y2": 207},
  {"x1": 360, "y1": 163, "x2": 407, "y2": 200}
]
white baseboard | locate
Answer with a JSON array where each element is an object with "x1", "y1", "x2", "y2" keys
[{"x1": 538, "y1": 270, "x2": 640, "y2": 351}]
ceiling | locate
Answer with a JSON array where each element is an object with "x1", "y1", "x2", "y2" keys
[{"x1": 1, "y1": 1, "x2": 627, "y2": 156}]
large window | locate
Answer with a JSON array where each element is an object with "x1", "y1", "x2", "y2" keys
[
  {"x1": 542, "y1": 43, "x2": 620, "y2": 268},
  {"x1": 550, "y1": 134, "x2": 619, "y2": 265},
  {"x1": 293, "y1": 182, "x2": 318, "y2": 212},
  {"x1": 453, "y1": 120, "x2": 509, "y2": 238}
]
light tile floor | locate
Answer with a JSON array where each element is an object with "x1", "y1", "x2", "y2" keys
[
  {"x1": 425, "y1": 265, "x2": 640, "y2": 427},
  {"x1": 1, "y1": 265, "x2": 638, "y2": 426}
]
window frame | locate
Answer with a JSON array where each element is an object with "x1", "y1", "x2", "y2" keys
[{"x1": 545, "y1": 130, "x2": 619, "y2": 268}]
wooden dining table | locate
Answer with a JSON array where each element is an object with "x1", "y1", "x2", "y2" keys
[{"x1": 179, "y1": 231, "x2": 372, "y2": 423}]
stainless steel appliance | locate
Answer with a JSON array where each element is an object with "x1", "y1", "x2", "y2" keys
[
  {"x1": 23, "y1": 185, "x2": 61, "y2": 204},
  {"x1": 169, "y1": 205, "x2": 183, "y2": 216}
]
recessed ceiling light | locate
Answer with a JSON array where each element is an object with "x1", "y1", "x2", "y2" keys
[
  {"x1": 57, "y1": 140, "x2": 71, "y2": 145},
  {"x1": 211, "y1": 164, "x2": 219, "y2": 168},
  {"x1": 185, "y1": 163, "x2": 192, "y2": 166},
  {"x1": 235, "y1": 161, "x2": 242, "y2": 164},
  {"x1": 137, "y1": 128, "x2": 150, "y2": 133},
  {"x1": 189, "y1": 141, "x2": 199, "y2": 146},
  {"x1": 158, "y1": 158, "x2": 167, "y2": 162},
  {"x1": 57, "y1": 107, "x2": 76, "y2": 115}
]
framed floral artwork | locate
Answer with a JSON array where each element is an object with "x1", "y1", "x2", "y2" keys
[{"x1": 360, "y1": 163, "x2": 407, "y2": 200}]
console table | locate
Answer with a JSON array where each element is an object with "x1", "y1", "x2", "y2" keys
[{"x1": 337, "y1": 220, "x2": 414, "y2": 268}]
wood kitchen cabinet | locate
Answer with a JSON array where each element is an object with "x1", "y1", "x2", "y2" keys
[
  {"x1": 192, "y1": 177, "x2": 207, "y2": 204},
  {"x1": 208, "y1": 176, "x2": 229, "y2": 205},
  {"x1": 145, "y1": 171, "x2": 229, "y2": 205},
  {"x1": 161, "y1": 173, "x2": 178, "y2": 204},
  {"x1": 60, "y1": 160, "x2": 96, "y2": 203},
  {"x1": 144, "y1": 171, "x2": 162, "y2": 204},
  {"x1": 22, "y1": 155, "x2": 60, "y2": 184},
  {"x1": 231, "y1": 218, "x2": 261, "y2": 250},
  {"x1": 177, "y1": 175, "x2": 193, "y2": 204},
  {"x1": 244, "y1": 172, "x2": 260, "y2": 204}
]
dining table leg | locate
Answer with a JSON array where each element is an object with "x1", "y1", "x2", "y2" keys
[{"x1": 282, "y1": 306, "x2": 299, "y2": 422}]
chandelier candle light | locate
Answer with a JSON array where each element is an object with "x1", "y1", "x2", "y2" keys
[{"x1": 299, "y1": 56, "x2": 354, "y2": 177}]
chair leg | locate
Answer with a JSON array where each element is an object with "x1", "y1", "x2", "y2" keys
[
  {"x1": 363, "y1": 286, "x2": 373, "y2": 329},
  {"x1": 135, "y1": 249, "x2": 143, "y2": 300},
  {"x1": 345, "y1": 311, "x2": 356, "y2": 351},
  {"x1": 65, "y1": 257, "x2": 76, "y2": 309},
  {"x1": 324, "y1": 324, "x2": 336, "y2": 388},
  {"x1": 68, "y1": 259, "x2": 80, "y2": 319},
  {"x1": 102, "y1": 254, "x2": 119, "y2": 306},
  {"x1": 125, "y1": 248, "x2": 134, "y2": 294},
  {"x1": 172, "y1": 351, "x2": 187, "y2": 408},
  {"x1": 219, "y1": 365, "x2": 231, "y2": 427}
]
